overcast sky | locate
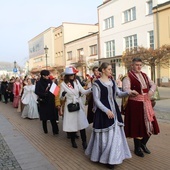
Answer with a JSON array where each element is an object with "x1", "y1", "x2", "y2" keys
[{"x1": 0, "y1": 0, "x2": 102, "y2": 66}]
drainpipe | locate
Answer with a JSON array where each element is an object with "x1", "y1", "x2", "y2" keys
[{"x1": 156, "y1": 3, "x2": 161, "y2": 86}]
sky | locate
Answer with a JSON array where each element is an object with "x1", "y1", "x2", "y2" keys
[{"x1": 0, "y1": 0, "x2": 102, "y2": 67}]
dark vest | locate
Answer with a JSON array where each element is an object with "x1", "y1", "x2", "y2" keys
[
  {"x1": 128, "y1": 71, "x2": 150, "y2": 94},
  {"x1": 93, "y1": 80, "x2": 123, "y2": 130}
]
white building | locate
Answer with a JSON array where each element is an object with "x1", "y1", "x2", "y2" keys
[{"x1": 98, "y1": 0, "x2": 154, "y2": 79}]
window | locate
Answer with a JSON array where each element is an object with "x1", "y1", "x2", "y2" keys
[
  {"x1": 104, "y1": 16, "x2": 114, "y2": 30},
  {"x1": 105, "y1": 40, "x2": 115, "y2": 58},
  {"x1": 124, "y1": 34, "x2": 137, "y2": 50},
  {"x1": 77, "y1": 49, "x2": 84, "y2": 61},
  {"x1": 90, "y1": 45, "x2": 97, "y2": 56},
  {"x1": 67, "y1": 51, "x2": 72, "y2": 60},
  {"x1": 34, "y1": 57, "x2": 42, "y2": 63},
  {"x1": 148, "y1": 30, "x2": 154, "y2": 49},
  {"x1": 146, "y1": 0, "x2": 153, "y2": 15},
  {"x1": 123, "y1": 7, "x2": 136, "y2": 23}
]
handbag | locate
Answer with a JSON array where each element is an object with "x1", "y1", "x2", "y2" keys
[{"x1": 67, "y1": 102, "x2": 80, "y2": 112}]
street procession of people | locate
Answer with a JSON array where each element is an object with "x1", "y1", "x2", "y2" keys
[{"x1": 0, "y1": 58, "x2": 160, "y2": 169}]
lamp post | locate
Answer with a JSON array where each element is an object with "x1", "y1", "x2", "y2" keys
[{"x1": 44, "y1": 45, "x2": 48, "y2": 69}]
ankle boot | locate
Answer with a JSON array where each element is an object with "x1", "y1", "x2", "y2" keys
[
  {"x1": 80, "y1": 129, "x2": 87, "y2": 150},
  {"x1": 106, "y1": 164, "x2": 114, "y2": 169},
  {"x1": 71, "y1": 140, "x2": 78, "y2": 148},
  {"x1": 141, "y1": 137, "x2": 151, "y2": 154},
  {"x1": 82, "y1": 141, "x2": 87, "y2": 150},
  {"x1": 42, "y1": 121, "x2": 48, "y2": 134},
  {"x1": 134, "y1": 138, "x2": 144, "y2": 157},
  {"x1": 70, "y1": 132, "x2": 77, "y2": 148}
]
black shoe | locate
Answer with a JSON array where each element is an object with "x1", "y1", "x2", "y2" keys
[
  {"x1": 82, "y1": 141, "x2": 87, "y2": 150},
  {"x1": 106, "y1": 164, "x2": 114, "y2": 169},
  {"x1": 44, "y1": 130, "x2": 48, "y2": 134},
  {"x1": 53, "y1": 131, "x2": 59, "y2": 135},
  {"x1": 134, "y1": 148, "x2": 144, "y2": 157},
  {"x1": 141, "y1": 144, "x2": 151, "y2": 154},
  {"x1": 71, "y1": 141, "x2": 78, "y2": 148}
]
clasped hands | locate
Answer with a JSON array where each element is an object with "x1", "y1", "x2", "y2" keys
[{"x1": 129, "y1": 90, "x2": 139, "y2": 97}]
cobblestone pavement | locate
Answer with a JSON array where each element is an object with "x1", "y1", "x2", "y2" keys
[{"x1": 0, "y1": 133, "x2": 21, "y2": 170}]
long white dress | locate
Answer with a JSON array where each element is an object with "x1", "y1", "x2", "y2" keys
[
  {"x1": 85, "y1": 80, "x2": 132, "y2": 165},
  {"x1": 21, "y1": 85, "x2": 39, "y2": 119}
]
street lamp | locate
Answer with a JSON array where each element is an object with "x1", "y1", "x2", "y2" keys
[{"x1": 44, "y1": 45, "x2": 48, "y2": 69}]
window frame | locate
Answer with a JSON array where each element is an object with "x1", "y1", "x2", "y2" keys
[
  {"x1": 123, "y1": 7, "x2": 136, "y2": 23},
  {"x1": 105, "y1": 40, "x2": 115, "y2": 58},
  {"x1": 104, "y1": 16, "x2": 114, "y2": 30}
]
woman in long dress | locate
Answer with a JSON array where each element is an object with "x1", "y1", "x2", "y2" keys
[
  {"x1": 21, "y1": 78, "x2": 39, "y2": 119},
  {"x1": 85, "y1": 62, "x2": 136, "y2": 169},
  {"x1": 13, "y1": 77, "x2": 22, "y2": 108}
]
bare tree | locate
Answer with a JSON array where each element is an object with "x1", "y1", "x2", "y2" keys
[{"x1": 122, "y1": 44, "x2": 170, "y2": 82}]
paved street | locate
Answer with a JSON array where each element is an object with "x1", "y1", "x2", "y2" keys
[{"x1": 0, "y1": 87, "x2": 170, "y2": 170}]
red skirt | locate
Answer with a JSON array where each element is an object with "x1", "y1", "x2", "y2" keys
[
  {"x1": 124, "y1": 100, "x2": 160, "y2": 138},
  {"x1": 13, "y1": 96, "x2": 20, "y2": 108}
]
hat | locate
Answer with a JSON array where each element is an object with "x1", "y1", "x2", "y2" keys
[
  {"x1": 69, "y1": 66, "x2": 79, "y2": 73},
  {"x1": 40, "y1": 70, "x2": 50, "y2": 76},
  {"x1": 49, "y1": 75, "x2": 55, "y2": 80},
  {"x1": 64, "y1": 67, "x2": 76, "y2": 75}
]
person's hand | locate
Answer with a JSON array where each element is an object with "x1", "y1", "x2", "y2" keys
[
  {"x1": 62, "y1": 91, "x2": 67, "y2": 97},
  {"x1": 148, "y1": 90, "x2": 154, "y2": 98},
  {"x1": 107, "y1": 110, "x2": 114, "y2": 119},
  {"x1": 130, "y1": 90, "x2": 139, "y2": 97},
  {"x1": 57, "y1": 105, "x2": 61, "y2": 110}
]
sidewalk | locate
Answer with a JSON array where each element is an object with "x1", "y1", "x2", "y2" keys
[{"x1": 0, "y1": 87, "x2": 170, "y2": 170}]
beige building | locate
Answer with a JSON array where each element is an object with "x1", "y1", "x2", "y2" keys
[
  {"x1": 28, "y1": 27, "x2": 56, "y2": 74},
  {"x1": 65, "y1": 32, "x2": 99, "y2": 78},
  {"x1": 28, "y1": 23, "x2": 98, "y2": 76},
  {"x1": 53, "y1": 22, "x2": 98, "y2": 75},
  {"x1": 153, "y1": 0, "x2": 170, "y2": 86}
]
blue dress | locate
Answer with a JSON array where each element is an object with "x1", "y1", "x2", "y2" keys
[{"x1": 85, "y1": 79, "x2": 132, "y2": 165}]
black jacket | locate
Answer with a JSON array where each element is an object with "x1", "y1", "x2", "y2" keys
[{"x1": 35, "y1": 77, "x2": 57, "y2": 121}]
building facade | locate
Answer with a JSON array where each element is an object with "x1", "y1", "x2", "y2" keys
[
  {"x1": 153, "y1": 0, "x2": 170, "y2": 86},
  {"x1": 65, "y1": 32, "x2": 99, "y2": 78},
  {"x1": 97, "y1": 0, "x2": 154, "y2": 79},
  {"x1": 28, "y1": 27, "x2": 56, "y2": 74},
  {"x1": 53, "y1": 22, "x2": 98, "y2": 75},
  {"x1": 28, "y1": 23, "x2": 98, "y2": 77}
]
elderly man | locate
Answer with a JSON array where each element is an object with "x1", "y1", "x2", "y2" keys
[{"x1": 122, "y1": 58, "x2": 160, "y2": 157}]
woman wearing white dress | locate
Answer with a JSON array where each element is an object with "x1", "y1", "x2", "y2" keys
[
  {"x1": 21, "y1": 78, "x2": 39, "y2": 119},
  {"x1": 85, "y1": 62, "x2": 137, "y2": 169}
]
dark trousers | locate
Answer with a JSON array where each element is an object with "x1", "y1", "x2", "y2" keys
[
  {"x1": 4, "y1": 92, "x2": 9, "y2": 103},
  {"x1": 42, "y1": 120, "x2": 59, "y2": 134},
  {"x1": 69, "y1": 129, "x2": 86, "y2": 142},
  {"x1": 9, "y1": 92, "x2": 14, "y2": 102}
]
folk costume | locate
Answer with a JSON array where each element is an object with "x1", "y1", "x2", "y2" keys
[
  {"x1": 21, "y1": 84, "x2": 39, "y2": 119},
  {"x1": 85, "y1": 79, "x2": 132, "y2": 165},
  {"x1": 122, "y1": 70, "x2": 160, "y2": 156},
  {"x1": 13, "y1": 81, "x2": 22, "y2": 108}
]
